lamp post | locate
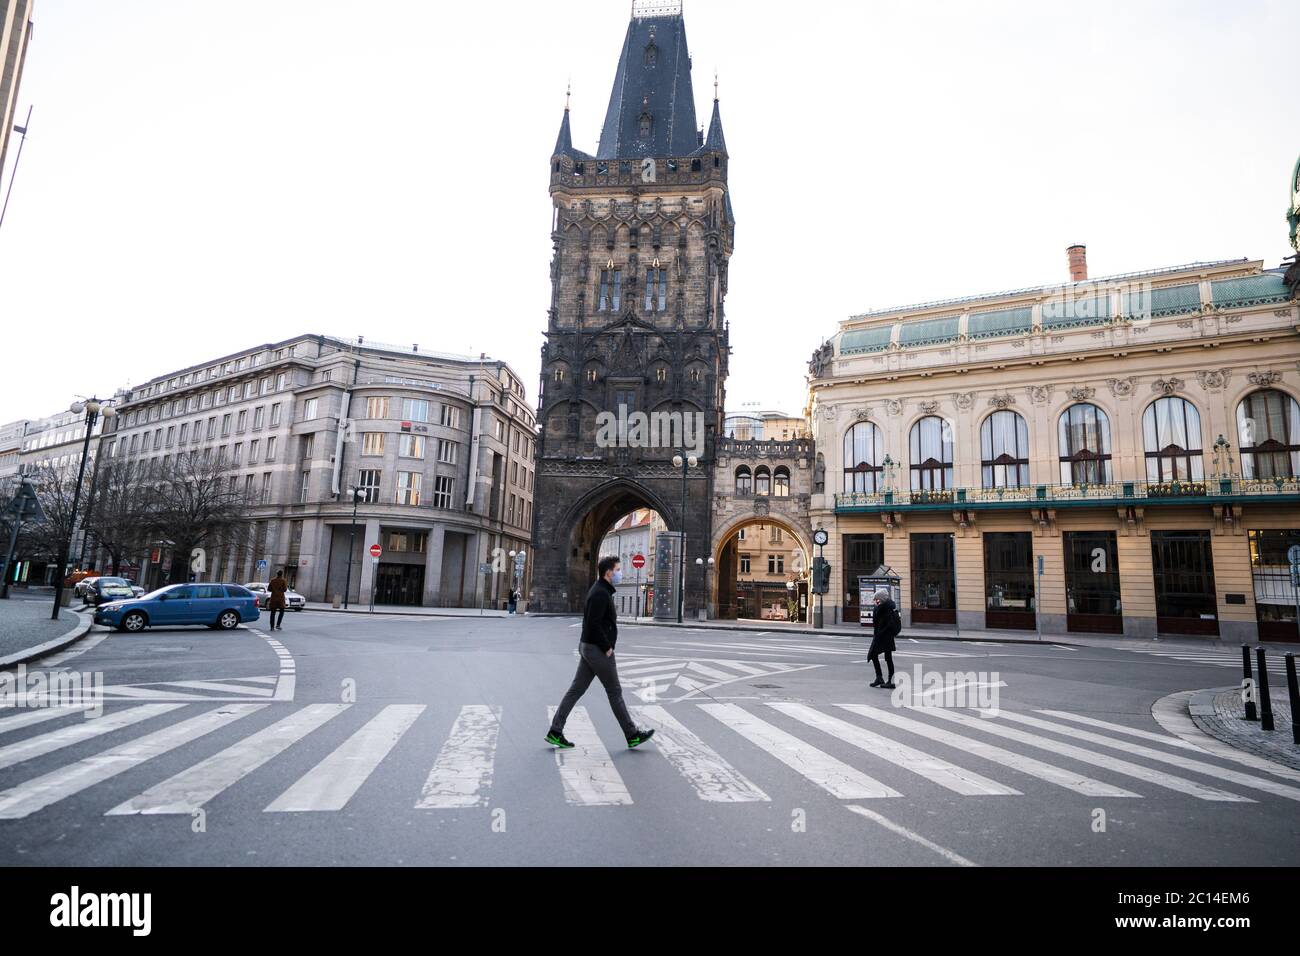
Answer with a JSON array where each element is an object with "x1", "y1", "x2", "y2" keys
[
  {"x1": 50, "y1": 398, "x2": 115, "y2": 620},
  {"x1": 694, "y1": 555, "x2": 715, "y2": 621},
  {"x1": 341, "y1": 486, "x2": 365, "y2": 609},
  {"x1": 671, "y1": 452, "x2": 698, "y2": 623}
]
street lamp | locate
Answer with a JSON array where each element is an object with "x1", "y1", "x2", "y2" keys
[
  {"x1": 341, "y1": 485, "x2": 365, "y2": 609},
  {"x1": 671, "y1": 452, "x2": 698, "y2": 623},
  {"x1": 694, "y1": 555, "x2": 715, "y2": 621},
  {"x1": 50, "y1": 398, "x2": 116, "y2": 620}
]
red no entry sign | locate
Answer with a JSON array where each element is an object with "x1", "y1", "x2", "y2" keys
[
  {"x1": 368, "y1": 544, "x2": 382, "y2": 559},
  {"x1": 631, "y1": 553, "x2": 646, "y2": 569}
]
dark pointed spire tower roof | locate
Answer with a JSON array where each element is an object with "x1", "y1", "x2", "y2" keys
[
  {"x1": 703, "y1": 74, "x2": 727, "y2": 155},
  {"x1": 596, "y1": 1, "x2": 699, "y2": 160},
  {"x1": 553, "y1": 84, "x2": 593, "y2": 160}
]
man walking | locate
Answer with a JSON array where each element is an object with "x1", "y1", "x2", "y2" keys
[
  {"x1": 267, "y1": 569, "x2": 288, "y2": 632},
  {"x1": 868, "y1": 587, "x2": 900, "y2": 689},
  {"x1": 546, "y1": 555, "x2": 656, "y2": 750}
]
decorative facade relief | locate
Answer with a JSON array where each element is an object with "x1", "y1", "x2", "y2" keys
[
  {"x1": 1195, "y1": 369, "x2": 1231, "y2": 391},
  {"x1": 988, "y1": 392, "x2": 1016, "y2": 409},
  {"x1": 1106, "y1": 377, "x2": 1137, "y2": 397},
  {"x1": 1025, "y1": 385, "x2": 1054, "y2": 404},
  {"x1": 1066, "y1": 386, "x2": 1096, "y2": 402},
  {"x1": 1150, "y1": 377, "x2": 1184, "y2": 395},
  {"x1": 1247, "y1": 370, "x2": 1282, "y2": 387}
]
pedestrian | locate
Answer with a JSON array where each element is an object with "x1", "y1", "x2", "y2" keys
[
  {"x1": 545, "y1": 555, "x2": 656, "y2": 750},
  {"x1": 868, "y1": 587, "x2": 899, "y2": 689},
  {"x1": 267, "y1": 569, "x2": 288, "y2": 631},
  {"x1": 507, "y1": 587, "x2": 518, "y2": 615}
]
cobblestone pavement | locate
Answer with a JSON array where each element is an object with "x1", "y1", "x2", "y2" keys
[
  {"x1": 1190, "y1": 686, "x2": 1300, "y2": 771},
  {"x1": 0, "y1": 600, "x2": 85, "y2": 662}
]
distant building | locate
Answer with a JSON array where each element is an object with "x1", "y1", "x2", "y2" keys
[
  {"x1": 598, "y1": 507, "x2": 666, "y2": 616},
  {"x1": 724, "y1": 409, "x2": 809, "y2": 443},
  {"x1": 98, "y1": 334, "x2": 536, "y2": 608}
]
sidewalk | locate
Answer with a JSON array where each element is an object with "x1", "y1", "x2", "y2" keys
[
  {"x1": 0, "y1": 599, "x2": 93, "y2": 667},
  {"x1": 1188, "y1": 686, "x2": 1299, "y2": 771}
]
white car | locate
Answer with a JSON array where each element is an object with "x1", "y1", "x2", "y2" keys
[{"x1": 242, "y1": 582, "x2": 306, "y2": 611}]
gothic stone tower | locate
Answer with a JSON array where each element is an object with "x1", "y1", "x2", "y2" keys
[{"x1": 531, "y1": 2, "x2": 734, "y2": 613}]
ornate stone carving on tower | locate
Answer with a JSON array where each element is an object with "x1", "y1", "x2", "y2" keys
[{"x1": 531, "y1": 2, "x2": 735, "y2": 613}]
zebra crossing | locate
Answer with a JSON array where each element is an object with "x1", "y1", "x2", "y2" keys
[
  {"x1": 0, "y1": 695, "x2": 1298, "y2": 820},
  {"x1": 616, "y1": 655, "x2": 822, "y2": 701},
  {"x1": 1126, "y1": 647, "x2": 1293, "y2": 674}
]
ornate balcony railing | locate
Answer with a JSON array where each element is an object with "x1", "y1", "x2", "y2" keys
[
  {"x1": 834, "y1": 476, "x2": 1300, "y2": 512},
  {"x1": 717, "y1": 437, "x2": 814, "y2": 460}
]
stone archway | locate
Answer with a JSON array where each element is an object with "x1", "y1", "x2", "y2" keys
[
  {"x1": 547, "y1": 478, "x2": 679, "y2": 614},
  {"x1": 710, "y1": 513, "x2": 812, "y2": 621}
]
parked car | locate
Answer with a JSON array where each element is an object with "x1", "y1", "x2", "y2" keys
[
  {"x1": 82, "y1": 576, "x2": 137, "y2": 606},
  {"x1": 93, "y1": 583, "x2": 260, "y2": 632},
  {"x1": 72, "y1": 575, "x2": 103, "y2": 600},
  {"x1": 242, "y1": 582, "x2": 307, "y2": 611}
]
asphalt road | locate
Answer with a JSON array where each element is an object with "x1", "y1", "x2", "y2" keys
[{"x1": 0, "y1": 608, "x2": 1296, "y2": 866}]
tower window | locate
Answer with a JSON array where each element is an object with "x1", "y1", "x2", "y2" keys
[
  {"x1": 644, "y1": 43, "x2": 657, "y2": 66},
  {"x1": 598, "y1": 269, "x2": 622, "y2": 312},
  {"x1": 644, "y1": 268, "x2": 667, "y2": 312},
  {"x1": 639, "y1": 113, "x2": 653, "y2": 139}
]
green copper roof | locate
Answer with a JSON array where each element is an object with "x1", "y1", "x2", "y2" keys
[
  {"x1": 1211, "y1": 274, "x2": 1291, "y2": 309},
  {"x1": 1125, "y1": 282, "x2": 1201, "y2": 318},
  {"x1": 968, "y1": 306, "x2": 1032, "y2": 339},
  {"x1": 898, "y1": 316, "x2": 959, "y2": 347},
  {"x1": 838, "y1": 325, "x2": 894, "y2": 354},
  {"x1": 1043, "y1": 294, "x2": 1111, "y2": 330}
]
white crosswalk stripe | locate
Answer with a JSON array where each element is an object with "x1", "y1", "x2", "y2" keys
[
  {"x1": 4, "y1": 697, "x2": 1300, "y2": 819},
  {"x1": 106, "y1": 703, "x2": 349, "y2": 815},
  {"x1": 0, "y1": 706, "x2": 92, "y2": 737},
  {"x1": 416, "y1": 705, "x2": 502, "y2": 809},
  {"x1": 268, "y1": 705, "x2": 426, "y2": 812},
  {"x1": 838, "y1": 703, "x2": 1140, "y2": 798},
  {"x1": 0, "y1": 704, "x2": 268, "y2": 819},
  {"x1": 698, "y1": 702, "x2": 899, "y2": 799},
  {"x1": 548, "y1": 706, "x2": 633, "y2": 806},
  {"x1": 632, "y1": 705, "x2": 769, "y2": 802},
  {"x1": 770, "y1": 702, "x2": 1020, "y2": 796},
  {"x1": 909, "y1": 706, "x2": 1252, "y2": 802}
]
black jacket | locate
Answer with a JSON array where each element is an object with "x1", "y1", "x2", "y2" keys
[
  {"x1": 869, "y1": 597, "x2": 901, "y2": 656},
  {"x1": 580, "y1": 578, "x2": 618, "y2": 652}
]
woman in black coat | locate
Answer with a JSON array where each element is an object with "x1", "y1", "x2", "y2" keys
[{"x1": 868, "y1": 588, "x2": 900, "y2": 688}]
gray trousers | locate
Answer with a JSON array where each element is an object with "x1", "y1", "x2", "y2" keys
[{"x1": 550, "y1": 642, "x2": 637, "y2": 738}]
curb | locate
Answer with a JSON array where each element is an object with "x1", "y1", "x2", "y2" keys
[
  {"x1": 0, "y1": 609, "x2": 96, "y2": 668},
  {"x1": 303, "y1": 605, "x2": 517, "y2": 620},
  {"x1": 618, "y1": 617, "x2": 1081, "y2": 647}
]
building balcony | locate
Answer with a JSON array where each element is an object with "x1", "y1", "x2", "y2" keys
[{"x1": 834, "y1": 476, "x2": 1300, "y2": 513}]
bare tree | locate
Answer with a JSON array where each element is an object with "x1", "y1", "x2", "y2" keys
[
  {"x1": 145, "y1": 452, "x2": 252, "y2": 584},
  {"x1": 85, "y1": 458, "x2": 153, "y2": 576},
  {"x1": 21, "y1": 464, "x2": 84, "y2": 572}
]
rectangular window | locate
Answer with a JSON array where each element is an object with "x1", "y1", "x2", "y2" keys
[
  {"x1": 261, "y1": 472, "x2": 272, "y2": 504},
  {"x1": 984, "y1": 532, "x2": 1036, "y2": 630},
  {"x1": 270, "y1": 403, "x2": 282, "y2": 427},
  {"x1": 301, "y1": 434, "x2": 315, "y2": 460},
  {"x1": 356, "y1": 469, "x2": 382, "y2": 502},
  {"x1": 302, "y1": 398, "x2": 318, "y2": 421},
  {"x1": 253, "y1": 406, "x2": 265, "y2": 429},
  {"x1": 396, "y1": 471, "x2": 422, "y2": 506},
  {"x1": 179, "y1": 423, "x2": 189, "y2": 444},
  {"x1": 402, "y1": 399, "x2": 430, "y2": 423},
  {"x1": 910, "y1": 533, "x2": 956, "y2": 625},
  {"x1": 399, "y1": 434, "x2": 424, "y2": 458},
  {"x1": 299, "y1": 471, "x2": 310, "y2": 503},
  {"x1": 221, "y1": 414, "x2": 232, "y2": 437},
  {"x1": 1248, "y1": 529, "x2": 1300, "y2": 641},
  {"x1": 740, "y1": 553, "x2": 752, "y2": 574},
  {"x1": 767, "y1": 554, "x2": 784, "y2": 575},
  {"x1": 366, "y1": 397, "x2": 390, "y2": 419},
  {"x1": 232, "y1": 443, "x2": 243, "y2": 465},
  {"x1": 249, "y1": 439, "x2": 259, "y2": 461},
  {"x1": 437, "y1": 439, "x2": 459, "y2": 464},
  {"x1": 362, "y1": 432, "x2": 385, "y2": 456},
  {"x1": 236, "y1": 410, "x2": 247, "y2": 433},
  {"x1": 432, "y1": 475, "x2": 454, "y2": 509},
  {"x1": 440, "y1": 405, "x2": 461, "y2": 429},
  {"x1": 643, "y1": 268, "x2": 667, "y2": 312},
  {"x1": 265, "y1": 436, "x2": 276, "y2": 461},
  {"x1": 598, "y1": 269, "x2": 622, "y2": 312}
]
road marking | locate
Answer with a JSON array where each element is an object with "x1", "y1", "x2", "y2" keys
[
  {"x1": 0, "y1": 704, "x2": 184, "y2": 771},
  {"x1": 268, "y1": 704, "x2": 426, "y2": 812},
  {"x1": 416, "y1": 705, "x2": 502, "y2": 809},
  {"x1": 34, "y1": 630, "x2": 110, "y2": 666},
  {"x1": 666, "y1": 640, "x2": 860, "y2": 657},
  {"x1": 837, "y1": 703, "x2": 1139, "y2": 798},
  {"x1": 154, "y1": 680, "x2": 277, "y2": 697},
  {"x1": 900, "y1": 680, "x2": 1009, "y2": 705},
  {"x1": 698, "y1": 703, "x2": 899, "y2": 799},
  {"x1": 769, "y1": 703, "x2": 1019, "y2": 796},
  {"x1": 632, "y1": 705, "x2": 770, "y2": 803},
  {"x1": 912, "y1": 706, "x2": 1251, "y2": 802},
  {"x1": 844, "y1": 805, "x2": 977, "y2": 867},
  {"x1": 106, "y1": 703, "x2": 348, "y2": 815},
  {"x1": 548, "y1": 706, "x2": 633, "y2": 806},
  {"x1": 0, "y1": 704, "x2": 267, "y2": 819},
  {"x1": 990, "y1": 709, "x2": 1300, "y2": 804},
  {"x1": 1036, "y1": 710, "x2": 1208, "y2": 752},
  {"x1": 0, "y1": 707, "x2": 89, "y2": 736},
  {"x1": 1150, "y1": 691, "x2": 1300, "y2": 783}
]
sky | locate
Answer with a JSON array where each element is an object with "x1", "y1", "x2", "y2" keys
[{"x1": 1, "y1": 0, "x2": 1296, "y2": 424}]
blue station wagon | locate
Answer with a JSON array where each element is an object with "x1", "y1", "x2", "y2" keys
[{"x1": 94, "y1": 583, "x2": 261, "y2": 632}]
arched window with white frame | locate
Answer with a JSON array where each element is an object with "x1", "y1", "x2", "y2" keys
[
  {"x1": 842, "y1": 421, "x2": 884, "y2": 494},
  {"x1": 1143, "y1": 396, "x2": 1204, "y2": 482},
  {"x1": 909, "y1": 416, "x2": 953, "y2": 490},
  {"x1": 1058, "y1": 403, "x2": 1112, "y2": 485},
  {"x1": 981, "y1": 410, "x2": 1030, "y2": 488},
  {"x1": 1237, "y1": 389, "x2": 1300, "y2": 479}
]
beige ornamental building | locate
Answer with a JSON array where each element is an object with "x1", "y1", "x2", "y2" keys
[{"x1": 807, "y1": 250, "x2": 1300, "y2": 642}]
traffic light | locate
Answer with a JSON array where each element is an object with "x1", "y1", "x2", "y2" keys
[{"x1": 811, "y1": 557, "x2": 831, "y2": 594}]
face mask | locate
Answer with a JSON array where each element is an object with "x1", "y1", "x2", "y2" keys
[{"x1": 611, "y1": 570, "x2": 623, "y2": 585}]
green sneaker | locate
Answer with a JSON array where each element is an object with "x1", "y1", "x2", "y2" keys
[
  {"x1": 626, "y1": 728, "x2": 656, "y2": 749},
  {"x1": 545, "y1": 731, "x2": 575, "y2": 749}
]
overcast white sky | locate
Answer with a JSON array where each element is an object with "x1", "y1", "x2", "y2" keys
[{"x1": 1, "y1": 0, "x2": 1296, "y2": 424}]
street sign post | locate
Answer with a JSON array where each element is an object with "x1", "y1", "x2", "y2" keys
[
  {"x1": 632, "y1": 552, "x2": 646, "y2": 618},
  {"x1": 369, "y1": 543, "x2": 383, "y2": 560},
  {"x1": 1036, "y1": 554, "x2": 1045, "y2": 642}
]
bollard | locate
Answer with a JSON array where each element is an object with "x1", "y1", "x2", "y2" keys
[
  {"x1": 1242, "y1": 645, "x2": 1257, "y2": 721},
  {"x1": 1256, "y1": 647, "x2": 1274, "y2": 732},
  {"x1": 1286, "y1": 653, "x2": 1299, "y2": 747}
]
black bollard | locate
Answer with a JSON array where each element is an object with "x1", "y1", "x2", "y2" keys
[
  {"x1": 1256, "y1": 647, "x2": 1273, "y2": 732},
  {"x1": 1286, "y1": 653, "x2": 1299, "y2": 747},
  {"x1": 1242, "y1": 645, "x2": 1257, "y2": 721}
]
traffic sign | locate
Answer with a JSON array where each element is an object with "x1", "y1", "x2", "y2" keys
[
  {"x1": 631, "y1": 553, "x2": 646, "y2": 570},
  {"x1": 368, "y1": 544, "x2": 382, "y2": 559},
  {"x1": 256, "y1": 559, "x2": 268, "y2": 571}
]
